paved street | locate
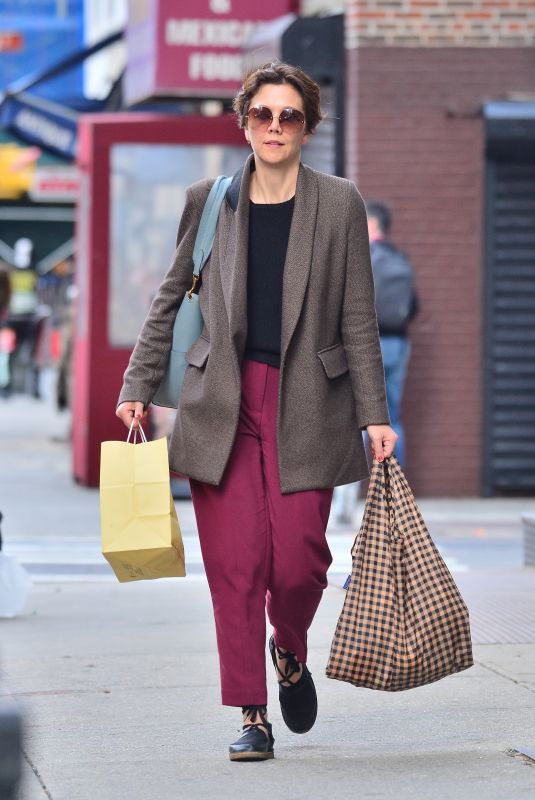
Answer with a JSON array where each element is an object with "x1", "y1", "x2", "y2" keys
[{"x1": 1, "y1": 392, "x2": 535, "y2": 799}]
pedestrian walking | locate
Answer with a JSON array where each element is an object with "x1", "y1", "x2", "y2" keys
[
  {"x1": 366, "y1": 201, "x2": 419, "y2": 467},
  {"x1": 332, "y1": 201, "x2": 419, "y2": 524},
  {"x1": 116, "y1": 61, "x2": 397, "y2": 762},
  {"x1": 0, "y1": 262, "x2": 13, "y2": 394},
  {"x1": 0, "y1": 263, "x2": 10, "y2": 317}
]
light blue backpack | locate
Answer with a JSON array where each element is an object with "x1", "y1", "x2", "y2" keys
[{"x1": 152, "y1": 175, "x2": 232, "y2": 409}]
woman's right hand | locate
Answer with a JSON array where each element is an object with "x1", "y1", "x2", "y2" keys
[{"x1": 116, "y1": 401, "x2": 147, "y2": 430}]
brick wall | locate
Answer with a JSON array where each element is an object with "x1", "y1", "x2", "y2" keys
[
  {"x1": 346, "y1": 0, "x2": 535, "y2": 46},
  {"x1": 345, "y1": 46, "x2": 535, "y2": 495}
]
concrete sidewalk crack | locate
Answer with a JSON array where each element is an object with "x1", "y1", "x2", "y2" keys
[
  {"x1": 477, "y1": 659, "x2": 535, "y2": 695},
  {"x1": 22, "y1": 747, "x2": 54, "y2": 799}
]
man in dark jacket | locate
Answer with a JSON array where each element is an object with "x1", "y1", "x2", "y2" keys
[
  {"x1": 366, "y1": 201, "x2": 419, "y2": 467},
  {"x1": 332, "y1": 200, "x2": 418, "y2": 525}
]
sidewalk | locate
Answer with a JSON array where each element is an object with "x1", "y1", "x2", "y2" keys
[
  {"x1": 4, "y1": 578, "x2": 535, "y2": 800},
  {"x1": 1, "y1": 393, "x2": 535, "y2": 799},
  {"x1": 1, "y1": 394, "x2": 532, "y2": 577}
]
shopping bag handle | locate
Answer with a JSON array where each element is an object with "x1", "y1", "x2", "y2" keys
[
  {"x1": 127, "y1": 419, "x2": 148, "y2": 444},
  {"x1": 380, "y1": 457, "x2": 397, "y2": 533}
]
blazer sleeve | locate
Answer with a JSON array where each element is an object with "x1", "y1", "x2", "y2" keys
[
  {"x1": 341, "y1": 183, "x2": 391, "y2": 430},
  {"x1": 117, "y1": 181, "x2": 210, "y2": 408}
]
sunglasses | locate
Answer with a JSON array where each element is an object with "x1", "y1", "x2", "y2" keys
[{"x1": 246, "y1": 105, "x2": 306, "y2": 133}]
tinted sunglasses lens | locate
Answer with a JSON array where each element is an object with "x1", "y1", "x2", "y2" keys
[
  {"x1": 247, "y1": 106, "x2": 273, "y2": 127},
  {"x1": 280, "y1": 108, "x2": 305, "y2": 130}
]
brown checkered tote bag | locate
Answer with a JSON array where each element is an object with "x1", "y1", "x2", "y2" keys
[{"x1": 326, "y1": 455, "x2": 473, "y2": 691}]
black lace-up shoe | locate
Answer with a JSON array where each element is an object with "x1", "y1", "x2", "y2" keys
[
  {"x1": 229, "y1": 705, "x2": 275, "y2": 762},
  {"x1": 269, "y1": 635, "x2": 317, "y2": 734}
]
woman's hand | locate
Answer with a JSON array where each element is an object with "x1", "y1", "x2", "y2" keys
[
  {"x1": 116, "y1": 401, "x2": 147, "y2": 430},
  {"x1": 366, "y1": 424, "x2": 398, "y2": 462}
]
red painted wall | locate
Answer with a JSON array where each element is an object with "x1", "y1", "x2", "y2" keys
[{"x1": 73, "y1": 113, "x2": 244, "y2": 486}]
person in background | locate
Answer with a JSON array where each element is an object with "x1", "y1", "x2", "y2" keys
[
  {"x1": 0, "y1": 263, "x2": 13, "y2": 395},
  {"x1": 366, "y1": 201, "x2": 419, "y2": 467},
  {"x1": 0, "y1": 263, "x2": 11, "y2": 320},
  {"x1": 0, "y1": 265, "x2": 11, "y2": 533},
  {"x1": 332, "y1": 201, "x2": 418, "y2": 525}
]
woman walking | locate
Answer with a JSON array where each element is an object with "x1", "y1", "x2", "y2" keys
[{"x1": 116, "y1": 62, "x2": 397, "y2": 761}]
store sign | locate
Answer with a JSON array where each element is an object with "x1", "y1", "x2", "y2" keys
[
  {"x1": 0, "y1": 32, "x2": 23, "y2": 52},
  {"x1": 0, "y1": 94, "x2": 77, "y2": 160},
  {"x1": 125, "y1": 0, "x2": 297, "y2": 104},
  {"x1": 29, "y1": 166, "x2": 80, "y2": 202}
]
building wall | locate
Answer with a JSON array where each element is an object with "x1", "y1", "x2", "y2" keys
[
  {"x1": 83, "y1": 0, "x2": 127, "y2": 100},
  {"x1": 346, "y1": 0, "x2": 535, "y2": 46},
  {"x1": 345, "y1": 1, "x2": 535, "y2": 495}
]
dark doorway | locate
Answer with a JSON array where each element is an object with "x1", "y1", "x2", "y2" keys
[{"x1": 483, "y1": 104, "x2": 535, "y2": 495}]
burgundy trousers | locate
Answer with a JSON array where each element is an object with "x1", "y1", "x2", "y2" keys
[{"x1": 190, "y1": 358, "x2": 333, "y2": 706}]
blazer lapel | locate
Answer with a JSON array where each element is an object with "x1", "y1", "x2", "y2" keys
[
  {"x1": 219, "y1": 155, "x2": 319, "y2": 365},
  {"x1": 280, "y1": 163, "x2": 319, "y2": 364},
  {"x1": 219, "y1": 154, "x2": 253, "y2": 359}
]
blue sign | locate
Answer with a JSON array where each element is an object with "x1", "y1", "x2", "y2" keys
[
  {"x1": 0, "y1": 0, "x2": 84, "y2": 104},
  {"x1": 0, "y1": 92, "x2": 77, "y2": 160}
]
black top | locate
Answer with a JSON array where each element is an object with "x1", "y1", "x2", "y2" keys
[{"x1": 245, "y1": 196, "x2": 295, "y2": 368}]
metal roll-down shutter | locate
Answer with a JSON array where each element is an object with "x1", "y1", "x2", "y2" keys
[{"x1": 483, "y1": 104, "x2": 535, "y2": 494}]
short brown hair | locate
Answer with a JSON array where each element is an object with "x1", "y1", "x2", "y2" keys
[{"x1": 232, "y1": 61, "x2": 324, "y2": 134}]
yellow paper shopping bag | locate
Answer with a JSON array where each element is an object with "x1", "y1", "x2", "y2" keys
[{"x1": 100, "y1": 423, "x2": 185, "y2": 582}]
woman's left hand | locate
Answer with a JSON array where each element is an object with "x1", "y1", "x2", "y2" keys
[{"x1": 366, "y1": 424, "x2": 398, "y2": 462}]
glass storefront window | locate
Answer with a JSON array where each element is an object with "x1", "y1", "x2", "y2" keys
[{"x1": 108, "y1": 143, "x2": 248, "y2": 348}]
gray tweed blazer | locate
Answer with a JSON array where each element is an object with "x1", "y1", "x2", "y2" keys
[{"x1": 118, "y1": 154, "x2": 389, "y2": 493}]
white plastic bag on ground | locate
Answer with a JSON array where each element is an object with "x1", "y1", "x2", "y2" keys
[{"x1": 0, "y1": 553, "x2": 32, "y2": 618}]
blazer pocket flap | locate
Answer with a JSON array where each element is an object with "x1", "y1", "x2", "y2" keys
[
  {"x1": 185, "y1": 336, "x2": 210, "y2": 368},
  {"x1": 318, "y1": 343, "x2": 349, "y2": 379}
]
